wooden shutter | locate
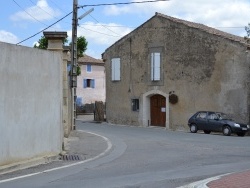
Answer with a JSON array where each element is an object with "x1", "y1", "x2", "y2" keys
[
  {"x1": 112, "y1": 58, "x2": 120, "y2": 81},
  {"x1": 91, "y1": 79, "x2": 95, "y2": 88},
  {"x1": 83, "y1": 79, "x2": 87, "y2": 88},
  {"x1": 151, "y1": 52, "x2": 161, "y2": 81}
]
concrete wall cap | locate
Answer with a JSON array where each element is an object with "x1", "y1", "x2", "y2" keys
[{"x1": 43, "y1": 31, "x2": 68, "y2": 39}]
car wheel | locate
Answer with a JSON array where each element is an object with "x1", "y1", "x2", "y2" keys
[
  {"x1": 190, "y1": 124, "x2": 197, "y2": 133},
  {"x1": 223, "y1": 126, "x2": 231, "y2": 136},
  {"x1": 237, "y1": 133, "x2": 245, "y2": 137},
  {"x1": 204, "y1": 130, "x2": 211, "y2": 134}
]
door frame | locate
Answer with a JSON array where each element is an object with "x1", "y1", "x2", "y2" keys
[
  {"x1": 140, "y1": 90, "x2": 169, "y2": 129},
  {"x1": 150, "y1": 94, "x2": 166, "y2": 127}
]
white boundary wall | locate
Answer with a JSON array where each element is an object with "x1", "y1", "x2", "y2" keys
[{"x1": 0, "y1": 42, "x2": 63, "y2": 166}]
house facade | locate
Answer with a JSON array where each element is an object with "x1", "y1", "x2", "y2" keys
[
  {"x1": 76, "y1": 55, "x2": 105, "y2": 106},
  {"x1": 102, "y1": 12, "x2": 250, "y2": 130}
]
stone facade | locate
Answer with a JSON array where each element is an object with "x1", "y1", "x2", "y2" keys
[{"x1": 102, "y1": 12, "x2": 250, "y2": 130}]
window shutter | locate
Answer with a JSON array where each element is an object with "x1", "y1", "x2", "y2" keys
[
  {"x1": 151, "y1": 52, "x2": 161, "y2": 81},
  {"x1": 154, "y1": 53, "x2": 161, "y2": 80},
  {"x1": 112, "y1": 58, "x2": 120, "y2": 81},
  {"x1": 115, "y1": 59, "x2": 120, "y2": 80},
  {"x1": 83, "y1": 79, "x2": 87, "y2": 88},
  {"x1": 87, "y1": 64, "x2": 92, "y2": 72},
  {"x1": 91, "y1": 79, "x2": 95, "y2": 88},
  {"x1": 151, "y1": 53, "x2": 154, "y2": 81},
  {"x1": 112, "y1": 60, "x2": 115, "y2": 80}
]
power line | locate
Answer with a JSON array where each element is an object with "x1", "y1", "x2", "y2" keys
[
  {"x1": 81, "y1": 7, "x2": 122, "y2": 37},
  {"x1": 48, "y1": 0, "x2": 68, "y2": 14},
  {"x1": 28, "y1": 0, "x2": 57, "y2": 20},
  {"x1": 16, "y1": 11, "x2": 72, "y2": 45},
  {"x1": 12, "y1": 0, "x2": 48, "y2": 26},
  {"x1": 79, "y1": 0, "x2": 170, "y2": 8},
  {"x1": 78, "y1": 25, "x2": 120, "y2": 37}
]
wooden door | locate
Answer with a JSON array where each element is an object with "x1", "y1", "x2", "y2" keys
[{"x1": 150, "y1": 95, "x2": 166, "y2": 127}]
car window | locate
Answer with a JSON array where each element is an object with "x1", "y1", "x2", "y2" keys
[
  {"x1": 216, "y1": 112, "x2": 230, "y2": 120},
  {"x1": 208, "y1": 113, "x2": 218, "y2": 120},
  {"x1": 196, "y1": 112, "x2": 207, "y2": 119}
]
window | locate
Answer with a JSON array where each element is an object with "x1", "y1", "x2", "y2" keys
[
  {"x1": 196, "y1": 112, "x2": 207, "y2": 119},
  {"x1": 151, "y1": 52, "x2": 161, "y2": 81},
  {"x1": 132, "y1": 99, "x2": 139, "y2": 111},
  {"x1": 86, "y1": 64, "x2": 92, "y2": 72},
  {"x1": 208, "y1": 113, "x2": 219, "y2": 120},
  {"x1": 83, "y1": 79, "x2": 95, "y2": 88},
  {"x1": 111, "y1": 58, "x2": 121, "y2": 81}
]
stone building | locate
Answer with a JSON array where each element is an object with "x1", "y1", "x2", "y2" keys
[
  {"x1": 76, "y1": 54, "x2": 105, "y2": 106},
  {"x1": 102, "y1": 12, "x2": 250, "y2": 130}
]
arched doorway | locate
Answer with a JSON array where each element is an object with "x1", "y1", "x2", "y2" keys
[{"x1": 150, "y1": 94, "x2": 166, "y2": 127}]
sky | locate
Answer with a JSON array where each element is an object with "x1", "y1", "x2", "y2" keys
[{"x1": 1, "y1": 0, "x2": 250, "y2": 59}]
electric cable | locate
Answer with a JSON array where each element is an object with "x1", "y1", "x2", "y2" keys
[
  {"x1": 16, "y1": 11, "x2": 72, "y2": 45},
  {"x1": 79, "y1": 0, "x2": 170, "y2": 8},
  {"x1": 28, "y1": 0, "x2": 57, "y2": 19},
  {"x1": 12, "y1": 0, "x2": 48, "y2": 26},
  {"x1": 81, "y1": 7, "x2": 122, "y2": 36}
]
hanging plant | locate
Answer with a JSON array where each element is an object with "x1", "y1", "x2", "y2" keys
[
  {"x1": 169, "y1": 94, "x2": 178, "y2": 104},
  {"x1": 76, "y1": 65, "x2": 81, "y2": 76}
]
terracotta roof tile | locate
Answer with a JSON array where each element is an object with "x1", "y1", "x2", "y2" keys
[
  {"x1": 66, "y1": 52, "x2": 104, "y2": 64},
  {"x1": 78, "y1": 54, "x2": 103, "y2": 64}
]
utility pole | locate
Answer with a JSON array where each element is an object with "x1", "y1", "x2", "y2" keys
[
  {"x1": 70, "y1": 0, "x2": 94, "y2": 130},
  {"x1": 71, "y1": 0, "x2": 78, "y2": 130}
]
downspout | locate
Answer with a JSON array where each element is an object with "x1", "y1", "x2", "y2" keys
[{"x1": 128, "y1": 38, "x2": 132, "y2": 93}]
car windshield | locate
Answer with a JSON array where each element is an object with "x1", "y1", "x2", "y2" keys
[{"x1": 216, "y1": 112, "x2": 230, "y2": 120}]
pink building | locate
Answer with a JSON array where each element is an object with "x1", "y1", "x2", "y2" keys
[{"x1": 76, "y1": 55, "x2": 105, "y2": 106}]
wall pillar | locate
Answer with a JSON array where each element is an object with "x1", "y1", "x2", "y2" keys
[{"x1": 43, "y1": 31, "x2": 68, "y2": 149}]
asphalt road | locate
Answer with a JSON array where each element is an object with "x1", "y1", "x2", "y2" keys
[{"x1": 1, "y1": 121, "x2": 250, "y2": 188}]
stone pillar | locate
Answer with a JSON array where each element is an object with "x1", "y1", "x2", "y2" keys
[
  {"x1": 62, "y1": 46, "x2": 71, "y2": 138},
  {"x1": 43, "y1": 31, "x2": 68, "y2": 149},
  {"x1": 43, "y1": 31, "x2": 67, "y2": 51}
]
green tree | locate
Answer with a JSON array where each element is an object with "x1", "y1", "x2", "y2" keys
[
  {"x1": 245, "y1": 23, "x2": 250, "y2": 43},
  {"x1": 76, "y1": 36, "x2": 88, "y2": 58},
  {"x1": 34, "y1": 36, "x2": 48, "y2": 49},
  {"x1": 246, "y1": 23, "x2": 250, "y2": 36},
  {"x1": 34, "y1": 35, "x2": 88, "y2": 59},
  {"x1": 34, "y1": 35, "x2": 88, "y2": 76}
]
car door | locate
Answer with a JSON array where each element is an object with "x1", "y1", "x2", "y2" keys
[
  {"x1": 207, "y1": 112, "x2": 222, "y2": 132},
  {"x1": 194, "y1": 112, "x2": 207, "y2": 130}
]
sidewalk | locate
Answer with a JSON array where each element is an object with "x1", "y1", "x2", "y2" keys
[
  {"x1": 0, "y1": 121, "x2": 109, "y2": 176},
  {"x1": 180, "y1": 170, "x2": 250, "y2": 188},
  {"x1": 206, "y1": 170, "x2": 250, "y2": 188}
]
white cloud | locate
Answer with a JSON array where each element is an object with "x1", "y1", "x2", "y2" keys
[
  {"x1": 10, "y1": 0, "x2": 61, "y2": 22},
  {"x1": 75, "y1": 22, "x2": 132, "y2": 46},
  {"x1": 0, "y1": 30, "x2": 19, "y2": 44},
  {"x1": 103, "y1": 0, "x2": 250, "y2": 37},
  {"x1": 104, "y1": 5, "x2": 131, "y2": 16},
  {"x1": 67, "y1": 22, "x2": 133, "y2": 58}
]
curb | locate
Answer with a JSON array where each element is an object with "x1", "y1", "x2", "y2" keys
[
  {"x1": 0, "y1": 130, "x2": 112, "y2": 184},
  {"x1": 177, "y1": 173, "x2": 231, "y2": 188},
  {"x1": 0, "y1": 154, "x2": 59, "y2": 175}
]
